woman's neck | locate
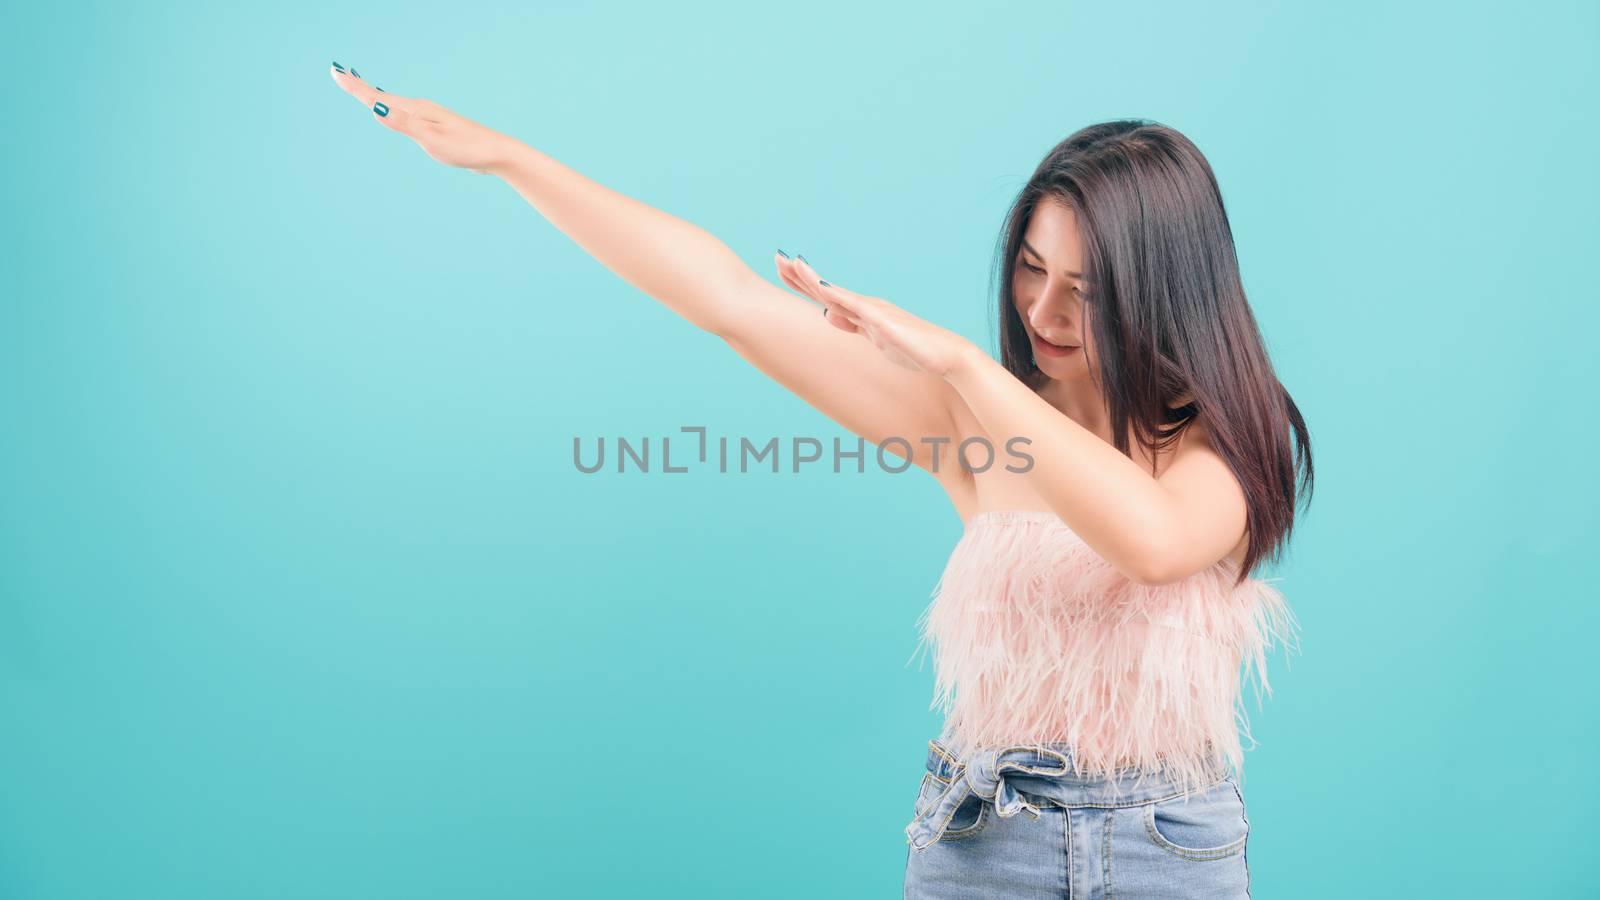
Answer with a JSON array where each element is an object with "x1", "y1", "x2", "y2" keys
[{"x1": 1029, "y1": 370, "x2": 1113, "y2": 443}]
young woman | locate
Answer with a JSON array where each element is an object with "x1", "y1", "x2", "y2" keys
[{"x1": 329, "y1": 63, "x2": 1311, "y2": 899}]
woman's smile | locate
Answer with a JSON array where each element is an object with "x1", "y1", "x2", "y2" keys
[{"x1": 1031, "y1": 331, "x2": 1081, "y2": 358}]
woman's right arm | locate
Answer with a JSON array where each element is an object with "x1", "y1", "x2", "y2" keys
[
  {"x1": 491, "y1": 141, "x2": 968, "y2": 477},
  {"x1": 331, "y1": 67, "x2": 970, "y2": 480}
]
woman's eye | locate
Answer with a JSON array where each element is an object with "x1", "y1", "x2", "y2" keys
[{"x1": 1018, "y1": 259, "x2": 1086, "y2": 299}]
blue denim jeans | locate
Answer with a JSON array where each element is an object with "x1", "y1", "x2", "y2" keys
[{"x1": 904, "y1": 739, "x2": 1252, "y2": 899}]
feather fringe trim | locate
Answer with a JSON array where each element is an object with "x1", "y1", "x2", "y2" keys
[{"x1": 906, "y1": 511, "x2": 1301, "y2": 801}]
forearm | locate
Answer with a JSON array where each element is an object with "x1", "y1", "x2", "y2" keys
[
  {"x1": 489, "y1": 139, "x2": 749, "y2": 335},
  {"x1": 944, "y1": 344, "x2": 1175, "y2": 581}
]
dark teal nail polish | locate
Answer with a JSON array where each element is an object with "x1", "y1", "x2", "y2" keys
[
  {"x1": 375, "y1": 86, "x2": 386, "y2": 92},
  {"x1": 332, "y1": 61, "x2": 346, "y2": 72},
  {"x1": 350, "y1": 68, "x2": 361, "y2": 77},
  {"x1": 823, "y1": 308, "x2": 830, "y2": 317},
  {"x1": 373, "y1": 101, "x2": 389, "y2": 117},
  {"x1": 776, "y1": 249, "x2": 790, "y2": 259},
  {"x1": 797, "y1": 253, "x2": 809, "y2": 264},
  {"x1": 820, "y1": 280, "x2": 831, "y2": 287}
]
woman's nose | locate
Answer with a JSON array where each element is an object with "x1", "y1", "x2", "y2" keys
[{"x1": 1029, "y1": 305, "x2": 1071, "y2": 331}]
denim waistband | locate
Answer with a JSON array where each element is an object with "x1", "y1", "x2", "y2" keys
[{"x1": 905, "y1": 739, "x2": 1226, "y2": 852}]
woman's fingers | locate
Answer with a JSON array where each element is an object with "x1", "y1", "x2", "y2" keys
[
  {"x1": 328, "y1": 66, "x2": 438, "y2": 140},
  {"x1": 779, "y1": 254, "x2": 841, "y2": 312},
  {"x1": 815, "y1": 281, "x2": 866, "y2": 316},
  {"x1": 774, "y1": 254, "x2": 813, "y2": 291},
  {"x1": 810, "y1": 272, "x2": 872, "y2": 316},
  {"x1": 774, "y1": 257, "x2": 808, "y2": 293},
  {"x1": 775, "y1": 254, "x2": 862, "y2": 332},
  {"x1": 330, "y1": 64, "x2": 389, "y2": 110},
  {"x1": 775, "y1": 254, "x2": 827, "y2": 304},
  {"x1": 791, "y1": 257, "x2": 870, "y2": 327},
  {"x1": 329, "y1": 64, "x2": 449, "y2": 127},
  {"x1": 366, "y1": 99, "x2": 428, "y2": 139},
  {"x1": 818, "y1": 284, "x2": 863, "y2": 332},
  {"x1": 330, "y1": 65, "x2": 412, "y2": 132}
]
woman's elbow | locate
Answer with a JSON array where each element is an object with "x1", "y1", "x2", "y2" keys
[
  {"x1": 1124, "y1": 531, "x2": 1188, "y2": 587},
  {"x1": 1129, "y1": 561, "x2": 1177, "y2": 588}
]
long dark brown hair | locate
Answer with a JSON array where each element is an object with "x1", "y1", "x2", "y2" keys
[{"x1": 991, "y1": 120, "x2": 1313, "y2": 582}]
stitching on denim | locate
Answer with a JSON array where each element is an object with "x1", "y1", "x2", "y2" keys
[
  {"x1": 938, "y1": 801, "x2": 990, "y2": 841},
  {"x1": 1142, "y1": 799, "x2": 1248, "y2": 860},
  {"x1": 1031, "y1": 775, "x2": 1230, "y2": 810},
  {"x1": 916, "y1": 768, "x2": 987, "y2": 843},
  {"x1": 1231, "y1": 778, "x2": 1252, "y2": 897},
  {"x1": 903, "y1": 841, "x2": 912, "y2": 900},
  {"x1": 924, "y1": 780, "x2": 966, "y2": 840},
  {"x1": 913, "y1": 772, "x2": 938, "y2": 817},
  {"x1": 915, "y1": 760, "x2": 994, "y2": 843},
  {"x1": 1063, "y1": 806, "x2": 1073, "y2": 896},
  {"x1": 1103, "y1": 808, "x2": 1116, "y2": 900},
  {"x1": 919, "y1": 785, "x2": 990, "y2": 843},
  {"x1": 913, "y1": 770, "x2": 988, "y2": 839}
]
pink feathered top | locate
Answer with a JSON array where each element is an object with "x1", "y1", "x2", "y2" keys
[{"x1": 909, "y1": 510, "x2": 1301, "y2": 798}]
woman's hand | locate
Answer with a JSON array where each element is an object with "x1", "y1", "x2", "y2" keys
[
  {"x1": 775, "y1": 253, "x2": 978, "y2": 379},
  {"x1": 329, "y1": 64, "x2": 518, "y2": 175}
]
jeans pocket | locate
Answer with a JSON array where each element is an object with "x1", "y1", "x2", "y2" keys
[
  {"x1": 1142, "y1": 778, "x2": 1249, "y2": 860},
  {"x1": 912, "y1": 770, "x2": 991, "y2": 841}
]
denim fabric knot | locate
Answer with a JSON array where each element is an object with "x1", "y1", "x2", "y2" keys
[{"x1": 904, "y1": 744, "x2": 1072, "y2": 852}]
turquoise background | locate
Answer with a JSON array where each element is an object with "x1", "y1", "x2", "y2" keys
[{"x1": 2, "y1": 0, "x2": 1594, "y2": 896}]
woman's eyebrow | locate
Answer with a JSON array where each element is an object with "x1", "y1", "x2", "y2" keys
[{"x1": 1020, "y1": 238, "x2": 1085, "y2": 279}]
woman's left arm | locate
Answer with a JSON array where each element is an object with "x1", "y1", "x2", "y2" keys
[
  {"x1": 805, "y1": 269, "x2": 1245, "y2": 586},
  {"x1": 942, "y1": 345, "x2": 1247, "y2": 586}
]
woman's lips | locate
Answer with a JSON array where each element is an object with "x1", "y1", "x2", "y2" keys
[{"x1": 1031, "y1": 332, "x2": 1081, "y2": 358}]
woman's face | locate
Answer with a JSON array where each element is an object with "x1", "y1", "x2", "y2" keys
[{"x1": 1013, "y1": 198, "x2": 1095, "y2": 382}]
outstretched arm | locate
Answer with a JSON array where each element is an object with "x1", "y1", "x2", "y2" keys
[{"x1": 328, "y1": 66, "x2": 967, "y2": 478}]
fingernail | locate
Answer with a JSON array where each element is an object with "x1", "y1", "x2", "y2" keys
[
  {"x1": 375, "y1": 86, "x2": 386, "y2": 92},
  {"x1": 820, "y1": 280, "x2": 831, "y2": 287},
  {"x1": 776, "y1": 249, "x2": 790, "y2": 259},
  {"x1": 797, "y1": 253, "x2": 809, "y2": 264},
  {"x1": 823, "y1": 308, "x2": 830, "y2": 317},
  {"x1": 350, "y1": 68, "x2": 361, "y2": 77},
  {"x1": 373, "y1": 101, "x2": 390, "y2": 117},
  {"x1": 332, "y1": 61, "x2": 346, "y2": 72}
]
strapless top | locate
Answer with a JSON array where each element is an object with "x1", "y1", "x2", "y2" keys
[{"x1": 907, "y1": 510, "x2": 1301, "y2": 798}]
